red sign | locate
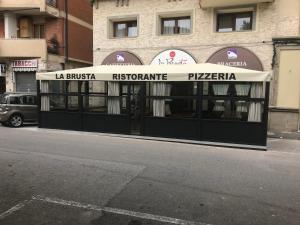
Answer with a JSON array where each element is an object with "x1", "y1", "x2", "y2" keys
[{"x1": 12, "y1": 60, "x2": 38, "y2": 68}]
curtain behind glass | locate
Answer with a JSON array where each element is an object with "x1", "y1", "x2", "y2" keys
[
  {"x1": 108, "y1": 81, "x2": 120, "y2": 115},
  {"x1": 235, "y1": 84, "x2": 251, "y2": 114},
  {"x1": 41, "y1": 81, "x2": 50, "y2": 111},
  {"x1": 163, "y1": 20, "x2": 175, "y2": 34},
  {"x1": 248, "y1": 83, "x2": 264, "y2": 122},
  {"x1": 115, "y1": 23, "x2": 126, "y2": 37},
  {"x1": 178, "y1": 18, "x2": 191, "y2": 34},
  {"x1": 212, "y1": 84, "x2": 229, "y2": 111},
  {"x1": 153, "y1": 82, "x2": 166, "y2": 117}
]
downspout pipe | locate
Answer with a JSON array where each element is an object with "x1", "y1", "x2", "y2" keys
[{"x1": 64, "y1": 0, "x2": 69, "y2": 64}]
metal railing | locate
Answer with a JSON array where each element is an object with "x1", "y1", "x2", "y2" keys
[{"x1": 46, "y1": 0, "x2": 57, "y2": 8}]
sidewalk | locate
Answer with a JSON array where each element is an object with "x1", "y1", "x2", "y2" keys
[{"x1": 268, "y1": 131, "x2": 300, "y2": 140}]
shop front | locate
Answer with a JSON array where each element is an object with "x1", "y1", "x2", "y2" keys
[
  {"x1": 37, "y1": 64, "x2": 271, "y2": 149},
  {"x1": 12, "y1": 59, "x2": 38, "y2": 92}
]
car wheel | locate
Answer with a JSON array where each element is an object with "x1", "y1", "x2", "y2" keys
[{"x1": 9, "y1": 114, "x2": 23, "y2": 127}]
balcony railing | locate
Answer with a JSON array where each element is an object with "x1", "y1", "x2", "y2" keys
[
  {"x1": 200, "y1": 0, "x2": 274, "y2": 8},
  {"x1": 0, "y1": 39, "x2": 47, "y2": 60},
  {"x1": 46, "y1": 0, "x2": 57, "y2": 8}
]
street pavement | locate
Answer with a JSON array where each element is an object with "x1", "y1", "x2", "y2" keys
[{"x1": 0, "y1": 125, "x2": 299, "y2": 225}]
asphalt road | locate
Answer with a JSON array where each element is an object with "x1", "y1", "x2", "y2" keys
[{"x1": 0, "y1": 125, "x2": 299, "y2": 225}]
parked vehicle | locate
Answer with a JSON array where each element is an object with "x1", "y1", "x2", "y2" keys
[{"x1": 0, "y1": 93, "x2": 38, "y2": 127}]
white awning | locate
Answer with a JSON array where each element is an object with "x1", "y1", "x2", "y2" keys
[{"x1": 36, "y1": 63, "x2": 271, "y2": 82}]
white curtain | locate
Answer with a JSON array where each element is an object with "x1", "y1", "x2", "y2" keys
[
  {"x1": 153, "y1": 82, "x2": 166, "y2": 117},
  {"x1": 235, "y1": 84, "x2": 251, "y2": 114},
  {"x1": 212, "y1": 84, "x2": 229, "y2": 112},
  {"x1": 178, "y1": 19, "x2": 191, "y2": 34},
  {"x1": 163, "y1": 21, "x2": 175, "y2": 34},
  {"x1": 248, "y1": 83, "x2": 264, "y2": 122},
  {"x1": 41, "y1": 81, "x2": 50, "y2": 111},
  {"x1": 108, "y1": 81, "x2": 120, "y2": 115}
]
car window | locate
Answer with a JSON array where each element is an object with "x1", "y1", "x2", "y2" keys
[
  {"x1": 19, "y1": 95, "x2": 37, "y2": 105},
  {"x1": 9, "y1": 96, "x2": 20, "y2": 104},
  {"x1": 25, "y1": 95, "x2": 37, "y2": 105},
  {"x1": 0, "y1": 94, "x2": 8, "y2": 104}
]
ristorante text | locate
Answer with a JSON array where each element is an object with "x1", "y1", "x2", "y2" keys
[{"x1": 113, "y1": 73, "x2": 167, "y2": 81}]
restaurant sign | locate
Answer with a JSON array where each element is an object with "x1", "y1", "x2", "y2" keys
[
  {"x1": 102, "y1": 51, "x2": 142, "y2": 65},
  {"x1": 207, "y1": 47, "x2": 263, "y2": 71},
  {"x1": 12, "y1": 59, "x2": 38, "y2": 72},
  {"x1": 37, "y1": 64, "x2": 271, "y2": 82},
  {"x1": 151, "y1": 49, "x2": 196, "y2": 65}
]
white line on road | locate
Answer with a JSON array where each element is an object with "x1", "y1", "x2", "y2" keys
[
  {"x1": 32, "y1": 195, "x2": 210, "y2": 225},
  {"x1": 0, "y1": 200, "x2": 31, "y2": 220}
]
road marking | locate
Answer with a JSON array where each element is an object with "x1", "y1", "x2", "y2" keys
[
  {"x1": 32, "y1": 195, "x2": 210, "y2": 225},
  {"x1": 0, "y1": 200, "x2": 30, "y2": 220}
]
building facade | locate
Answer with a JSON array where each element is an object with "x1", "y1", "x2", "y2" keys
[
  {"x1": 92, "y1": 0, "x2": 300, "y2": 133},
  {"x1": 0, "y1": 0, "x2": 93, "y2": 93}
]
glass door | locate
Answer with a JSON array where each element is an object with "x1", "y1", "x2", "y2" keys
[{"x1": 121, "y1": 82, "x2": 145, "y2": 135}]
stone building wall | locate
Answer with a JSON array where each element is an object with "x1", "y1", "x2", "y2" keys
[{"x1": 93, "y1": 0, "x2": 300, "y2": 132}]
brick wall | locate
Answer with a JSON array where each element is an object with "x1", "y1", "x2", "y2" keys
[
  {"x1": 68, "y1": 0, "x2": 93, "y2": 24},
  {"x1": 45, "y1": 0, "x2": 93, "y2": 63},
  {"x1": 0, "y1": 18, "x2": 4, "y2": 38},
  {"x1": 68, "y1": 20, "x2": 93, "y2": 62},
  {"x1": 45, "y1": 18, "x2": 65, "y2": 56}
]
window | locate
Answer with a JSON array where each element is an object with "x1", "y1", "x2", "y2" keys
[
  {"x1": 217, "y1": 12, "x2": 253, "y2": 32},
  {"x1": 161, "y1": 16, "x2": 191, "y2": 35},
  {"x1": 34, "y1": 24, "x2": 45, "y2": 38},
  {"x1": 202, "y1": 82, "x2": 265, "y2": 122},
  {"x1": 113, "y1": 20, "x2": 137, "y2": 38},
  {"x1": 20, "y1": 95, "x2": 37, "y2": 105},
  {"x1": 9, "y1": 96, "x2": 20, "y2": 105},
  {"x1": 145, "y1": 82, "x2": 197, "y2": 118}
]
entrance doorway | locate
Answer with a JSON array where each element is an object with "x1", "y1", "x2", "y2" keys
[
  {"x1": 15, "y1": 72, "x2": 37, "y2": 92},
  {"x1": 121, "y1": 82, "x2": 145, "y2": 135}
]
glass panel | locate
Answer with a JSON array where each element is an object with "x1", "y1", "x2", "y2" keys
[
  {"x1": 217, "y1": 14, "x2": 233, "y2": 32},
  {"x1": 68, "y1": 96, "x2": 78, "y2": 111},
  {"x1": 128, "y1": 21, "x2": 137, "y2": 37},
  {"x1": 68, "y1": 81, "x2": 78, "y2": 93},
  {"x1": 202, "y1": 99, "x2": 232, "y2": 120},
  {"x1": 50, "y1": 95, "x2": 65, "y2": 111},
  {"x1": 248, "y1": 101, "x2": 264, "y2": 122},
  {"x1": 84, "y1": 96, "x2": 107, "y2": 113},
  {"x1": 34, "y1": 25, "x2": 40, "y2": 38},
  {"x1": 40, "y1": 25, "x2": 45, "y2": 38},
  {"x1": 115, "y1": 23, "x2": 126, "y2": 37},
  {"x1": 20, "y1": 95, "x2": 36, "y2": 105},
  {"x1": 49, "y1": 81, "x2": 65, "y2": 93},
  {"x1": 121, "y1": 96, "x2": 127, "y2": 114},
  {"x1": 168, "y1": 98, "x2": 196, "y2": 118},
  {"x1": 0, "y1": 94, "x2": 8, "y2": 104},
  {"x1": 203, "y1": 82, "x2": 209, "y2": 95},
  {"x1": 202, "y1": 99, "x2": 263, "y2": 121},
  {"x1": 235, "y1": 13, "x2": 252, "y2": 31},
  {"x1": 178, "y1": 18, "x2": 191, "y2": 34},
  {"x1": 162, "y1": 19, "x2": 175, "y2": 34},
  {"x1": 169, "y1": 82, "x2": 195, "y2": 96},
  {"x1": 89, "y1": 81, "x2": 106, "y2": 93},
  {"x1": 9, "y1": 96, "x2": 20, "y2": 104}
]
